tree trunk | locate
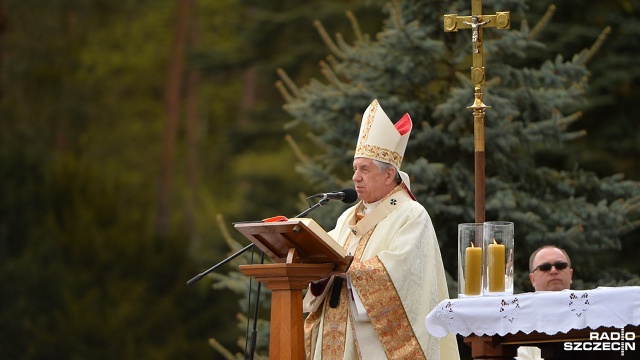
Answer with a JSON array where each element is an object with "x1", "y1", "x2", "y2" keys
[
  {"x1": 238, "y1": 66, "x2": 258, "y2": 127},
  {"x1": 156, "y1": 0, "x2": 191, "y2": 236},
  {"x1": 184, "y1": 0, "x2": 201, "y2": 241}
]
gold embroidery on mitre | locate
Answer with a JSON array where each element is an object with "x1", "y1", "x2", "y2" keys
[
  {"x1": 350, "y1": 257, "x2": 426, "y2": 359},
  {"x1": 358, "y1": 99, "x2": 377, "y2": 145},
  {"x1": 354, "y1": 143, "x2": 404, "y2": 169},
  {"x1": 355, "y1": 99, "x2": 404, "y2": 169}
]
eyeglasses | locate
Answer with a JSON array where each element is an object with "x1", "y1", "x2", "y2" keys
[{"x1": 533, "y1": 261, "x2": 569, "y2": 272}]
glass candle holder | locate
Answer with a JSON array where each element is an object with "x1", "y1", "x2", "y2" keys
[
  {"x1": 458, "y1": 223, "x2": 484, "y2": 297},
  {"x1": 483, "y1": 221, "x2": 514, "y2": 296}
]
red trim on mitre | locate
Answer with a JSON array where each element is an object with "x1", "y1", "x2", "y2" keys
[{"x1": 394, "y1": 113, "x2": 412, "y2": 135}]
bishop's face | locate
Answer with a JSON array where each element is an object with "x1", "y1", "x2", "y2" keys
[
  {"x1": 352, "y1": 158, "x2": 396, "y2": 204},
  {"x1": 529, "y1": 247, "x2": 573, "y2": 291}
]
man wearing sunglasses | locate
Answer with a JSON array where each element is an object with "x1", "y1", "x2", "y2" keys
[
  {"x1": 517, "y1": 245, "x2": 574, "y2": 360},
  {"x1": 528, "y1": 245, "x2": 573, "y2": 291}
]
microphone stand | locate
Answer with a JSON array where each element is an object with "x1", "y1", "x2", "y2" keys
[
  {"x1": 244, "y1": 249, "x2": 263, "y2": 360},
  {"x1": 186, "y1": 195, "x2": 333, "y2": 359},
  {"x1": 186, "y1": 243, "x2": 254, "y2": 285},
  {"x1": 295, "y1": 196, "x2": 331, "y2": 218}
]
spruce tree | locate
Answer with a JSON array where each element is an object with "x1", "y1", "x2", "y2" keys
[{"x1": 276, "y1": 0, "x2": 640, "y2": 292}]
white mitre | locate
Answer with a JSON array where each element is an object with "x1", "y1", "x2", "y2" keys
[{"x1": 354, "y1": 99, "x2": 416, "y2": 200}]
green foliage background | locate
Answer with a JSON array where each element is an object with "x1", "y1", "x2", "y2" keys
[{"x1": 0, "y1": 0, "x2": 639, "y2": 359}]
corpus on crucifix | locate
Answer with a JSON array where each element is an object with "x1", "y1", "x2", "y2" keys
[
  {"x1": 463, "y1": 15, "x2": 490, "y2": 53},
  {"x1": 443, "y1": 1, "x2": 510, "y2": 223}
]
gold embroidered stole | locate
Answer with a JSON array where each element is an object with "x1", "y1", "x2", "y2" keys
[
  {"x1": 348, "y1": 188, "x2": 426, "y2": 359},
  {"x1": 350, "y1": 259, "x2": 426, "y2": 359},
  {"x1": 304, "y1": 186, "x2": 420, "y2": 359},
  {"x1": 304, "y1": 235, "x2": 357, "y2": 359},
  {"x1": 303, "y1": 230, "x2": 358, "y2": 360}
]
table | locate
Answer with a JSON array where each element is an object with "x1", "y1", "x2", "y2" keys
[{"x1": 425, "y1": 287, "x2": 640, "y2": 359}]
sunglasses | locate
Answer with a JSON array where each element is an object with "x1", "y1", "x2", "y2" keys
[{"x1": 533, "y1": 261, "x2": 569, "y2": 272}]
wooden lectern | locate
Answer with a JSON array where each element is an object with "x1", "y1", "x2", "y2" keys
[{"x1": 234, "y1": 218, "x2": 353, "y2": 360}]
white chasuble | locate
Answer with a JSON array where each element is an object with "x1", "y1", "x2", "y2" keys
[{"x1": 303, "y1": 187, "x2": 459, "y2": 360}]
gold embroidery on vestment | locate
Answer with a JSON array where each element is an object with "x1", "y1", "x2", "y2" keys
[
  {"x1": 304, "y1": 310, "x2": 320, "y2": 359},
  {"x1": 320, "y1": 281, "x2": 348, "y2": 359},
  {"x1": 350, "y1": 258, "x2": 426, "y2": 359}
]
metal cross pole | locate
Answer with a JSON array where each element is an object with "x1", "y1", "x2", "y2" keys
[{"x1": 443, "y1": 0, "x2": 510, "y2": 223}]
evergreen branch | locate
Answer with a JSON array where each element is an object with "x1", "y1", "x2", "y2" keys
[
  {"x1": 208, "y1": 338, "x2": 236, "y2": 360},
  {"x1": 387, "y1": 0, "x2": 403, "y2": 31},
  {"x1": 283, "y1": 118, "x2": 301, "y2": 131},
  {"x1": 621, "y1": 219, "x2": 640, "y2": 234},
  {"x1": 275, "y1": 80, "x2": 294, "y2": 104},
  {"x1": 623, "y1": 196, "x2": 640, "y2": 213},
  {"x1": 528, "y1": 4, "x2": 556, "y2": 40},
  {"x1": 522, "y1": 111, "x2": 585, "y2": 141},
  {"x1": 578, "y1": 26, "x2": 611, "y2": 66},
  {"x1": 520, "y1": 18, "x2": 530, "y2": 34},
  {"x1": 284, "y1": 133, "x2": 309, "y2": 162},
  {"x1": 562, "y1": 129, "x2": 588, "y2": 141},
  {"x1": 565, "y1": 224, "x2": 585, "y2": 238},
  {"x1": 384, "y1": 0, "x2": 420, "y2": 50},
  {"x1": 326, "y1": 54, "x2": 339, "y2": 69},
  {"x1": 306, "y1": 131, "x2": 332, "y2": 153},
  {"x1": 313, "y1": 20, "x2": 347, "y2": 60},
  {"x1": 454, "y1": 71, "x2": 472, "y2": 86},
  {"x1": 556, "y1": 111, "x2": 583, "y2": 130},
  {"x1": 276, "y1": 68, "x2": 300, "y2": 101},
  {"x1": 334, "y1": 33, "x2": 350, "y2": 55},
  {"x1": 346, "y1": 10, "x2": 363, "y2": 43},
  {"x1": 485, "y1": 77, "x2": 501, "y2": 87},
  {"x1": 319, "y1": 60, "x2": 346, "y2": 93}
]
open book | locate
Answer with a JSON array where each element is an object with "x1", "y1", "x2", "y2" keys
[
  {"x1": 234, "y1": 217, "x2": 352, "y2": 272},
  {"x1": 288, "y1": 218, "x2": 346, "y2": 256}
]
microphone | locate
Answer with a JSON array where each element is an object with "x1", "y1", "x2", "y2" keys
[{"x1": 314, "y1": 188, "x2": 358, "y2": 203}]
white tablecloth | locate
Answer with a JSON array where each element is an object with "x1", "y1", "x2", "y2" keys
[{"x1": 425, "y1": 286, "x2": 640, "y2": 338}]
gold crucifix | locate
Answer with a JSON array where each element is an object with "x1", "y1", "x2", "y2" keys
[
  {"x1": 444, "y1": 2, "x2": 510, "y2": 86},
  {"x1": 443, "y1": 0, "x2": 510, "y2": 223}
]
